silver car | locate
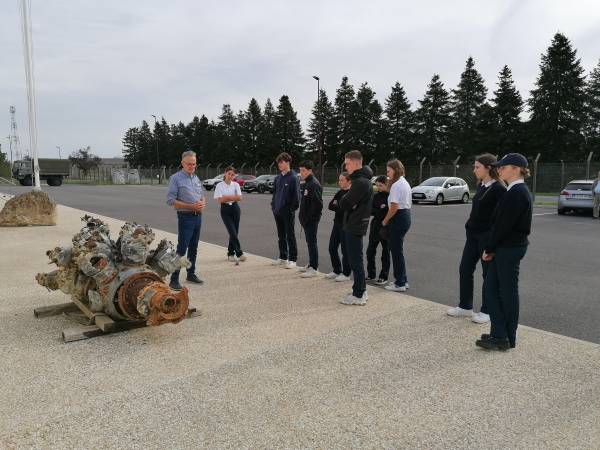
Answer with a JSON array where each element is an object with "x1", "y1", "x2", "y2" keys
[
  {"x1": 558, "y1": 179, "x2": 594, "y2": 215},
  {"x1": 202, "y1": 174, "x2": 224, "y2": 191},
  {"x1": 412, "y1": 176, "x2": 470, "y2": 205}
]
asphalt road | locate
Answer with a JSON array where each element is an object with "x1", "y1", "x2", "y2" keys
[{"x1": 2, "y1": 184, "x2": 599, "y2": 343}]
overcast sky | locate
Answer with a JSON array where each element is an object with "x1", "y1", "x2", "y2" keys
[{"x1": 1, "y1": 0, "x2": 600, "y2": 159}]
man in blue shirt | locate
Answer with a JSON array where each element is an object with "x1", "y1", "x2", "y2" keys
[{"x1": 166, "y1": 150, "x2": 205, "y2": 290}]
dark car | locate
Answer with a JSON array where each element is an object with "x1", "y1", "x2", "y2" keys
[{"x1": 242, "y1": 174, "x2": 276, "y2": 193}]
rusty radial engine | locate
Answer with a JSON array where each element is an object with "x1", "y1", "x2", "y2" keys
[{"x1": 36, "y1": 215, "x2": 191, "y2": 326}]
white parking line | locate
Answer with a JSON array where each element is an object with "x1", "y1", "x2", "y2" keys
[{"x1": 533, "y1": 212, "x2": 555, "y2": 216}]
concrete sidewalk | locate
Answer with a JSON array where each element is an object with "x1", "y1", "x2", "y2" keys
[{"x1": 0, "y1": 198, "x2": 599, "y2": 449}]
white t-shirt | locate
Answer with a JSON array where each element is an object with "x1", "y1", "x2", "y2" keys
[
  {"x1": 388, "y1": 176, "x2": 412, "y2": 209},
  {"x1": 214, "y1": 181, "x2": 242, "y2": 205}
]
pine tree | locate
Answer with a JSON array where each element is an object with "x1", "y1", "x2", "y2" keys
[
  {"x1": 137, "y1": 121, "x2": 155, "y2": 167},
  {"x1": 239, "y1": 98, "x2": 263, "y2": 164},
  {"x1": 333, "y1": 76, "x2": 358, "y2": 156},
  {"x1": 528, "y1": 32, "x2": 587, "y2": 161},
  {"x1": 152, "y1": 117, "x2": 172, "y2": 169},
  {"x1": 259, "y1": 98, "x2": 279, "y2": 166},
  {"x1": 274, "y1": 95, "x2": 305, "y2": 162},
  {"x1": 353, "y1": 82, "x2": 384, "y2": 163},
  {"x1": 584, "y1": 60, "x2": 600, "y2": 155},
  {"x1": 491, "y1": 65, "x2": 523, "y2": 154},
  {"x1": 216, "y1": 104, "x2": 239, "y2": 165},
  {"x1": 307, "y1": 89, "x2": 337, "y2": 166},
  {"x1": 450, "y1": 56, "x2": 488, "y2": 158},
  {"x1": 122, "y1": 127, "x2": 141, "y2": 166},
  {"x1": 384, "y1": 81, "x2": 414, "y2": 161},
  {"x1": 415, "y1": 74, "x2": 452, "y2": 163},
  {"x1": 169, "y1": 122, "x2": 189, "y2": 167}
]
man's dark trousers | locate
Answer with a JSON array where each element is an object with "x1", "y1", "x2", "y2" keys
[
  {"x1": 366, "y1": 221, "x2": 390, "y2": 279},
  {"x1": 329, "y1": 223, "x2": 350, "y2": 276},
  {"x1": 345, "y1": 232, "x2": 366, "y2": 297},
  {"x1": 459, "y1": 234, "x2": 489, "y2": 313},
  {"x1": 484, "y1": 245, "x2": 527, "y2": 346},
  {"x1": 171, "y1": 211, "x2": 202, "y2": 283},
  {"x1": 388, "y1": 209, "x2": 411, "y2": 287},
  {"x1": 303, "y1": 220, "x2": 319, "y2": 270},
  {"x1": 220, "y1": 203, "x2": 242, "y2": 257},
  {"x1": 274, "y1": 209, "x2": 298, "y2": 262}
]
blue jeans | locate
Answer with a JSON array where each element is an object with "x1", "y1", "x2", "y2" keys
[
  {"x1": 388, "y1": 209, "x2": 411, "y2": 287},
  {"x1": 171, "y1": 212, "x2": 202, "y2": 282},
  {"x1": 220, "y1": 203, "x2": 243, "y2": 257},
  {"x1": 329, "y1": 223, "x2": 350, "y2": 276},
  {"x1": 302, "y1": 220, "x2": 319, "y2": 270},
  {"x1": 274, "y1": 210, "x2": 298, "y2": 262},
  {"x1": 345, "y1": 232, "x2": 366, "y2": 297},
  {"x1": 484, "y1": 245, "x2": 528, "y2": 346},
  {"x1": 459, "y1": 233, "x2": 489, "y2": 313}
]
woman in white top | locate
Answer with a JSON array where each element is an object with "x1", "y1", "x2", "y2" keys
[
  {"x1": 214, "y1": 166, "x2": 246, "y2": 262},
  {"x1": 381, "y1": 159, "x2": 411, "y2": 292}
]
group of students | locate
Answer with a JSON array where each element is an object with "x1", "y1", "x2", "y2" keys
[
  {"x1": 270, "y1": 150, "x2": 412, "y2": 306},
  {"x1": 167, "y1": 149, "x2": 532, "y2": 351}
]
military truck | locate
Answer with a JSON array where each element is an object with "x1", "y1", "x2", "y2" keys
[{"x1": 12, "y1": 158, "x2": 70, "y2": 186}]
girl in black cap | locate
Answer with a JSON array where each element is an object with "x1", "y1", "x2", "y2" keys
[
  {"x1": 447, "y1": 154, "x2": 506, "y2": 324},
  {"x1": 476, "y1": 153, "x2": 532, "y2": 351}
]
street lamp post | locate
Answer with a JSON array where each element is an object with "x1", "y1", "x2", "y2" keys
[
  {"x1": 56, "y1": 146, "x2": 61, "y2": 159},
  {"x1": 312, "y1": 75, "x2": 322, "y2": 172},
  {"x1": 151, "y1": 114, "x2": 161, "y2": 183}
]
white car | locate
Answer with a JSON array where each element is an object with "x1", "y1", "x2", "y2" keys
[
  {"x1": 202, "y1": 174, "x2": 224, "y2": 191},
  {"x1": 412, "y1": 176, "x2": 470, "y2": 205}
]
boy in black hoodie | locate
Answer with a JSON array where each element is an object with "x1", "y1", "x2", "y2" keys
[
  {"x1": 298, "y1": 161, "x2": 323, "y2": 277},
  {"x1": 339, "y1": 150, "x2": 373, "y2": 305},
  {"x1": 366, "y1": 175, "x2": 390, "y2": 285}
]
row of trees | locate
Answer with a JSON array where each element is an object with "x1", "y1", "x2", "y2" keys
[{"x1": 122, "y1": 33, "x2": 600, "y2": 168}]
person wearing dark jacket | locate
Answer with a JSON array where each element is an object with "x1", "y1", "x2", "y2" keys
[
  {"x1": 338, "y1": 150, "x2": 373, "y2": 305},
  {"x1": 447, "y1": 154, "x2": 506, "y2": 324},
  {"x1": 366, "y1": 176, "x2": 390, "y2": 285},
  {"x1": 325, "y1": 173, "x2": 351, "y2": 282},
  {"x1": 298, "y1": 161, "x2": 323, "y2": 278},
  {"x1": 271, "y1": 152, "x2": 301, "y2": 269},
  {"x1": 476, "y1": 153, "x2": 533, "y2": 351}
]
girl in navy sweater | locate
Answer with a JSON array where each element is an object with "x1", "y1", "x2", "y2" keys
[
  {"x1": 476, "y1": 153, "x2": 532, "y2": 351},
  {"x1": 448, "y1": 154, "x2": 506, "y2": 324}
]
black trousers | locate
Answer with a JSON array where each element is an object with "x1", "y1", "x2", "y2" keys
[
  {"x1": 329, "y1": 222, "x2": 350, "y2": 276},
  {"x1": 220, "y1": 203, "x2": 243, "y2": 257},
  {"x1": 274, "y1": 209, "x2": 298, "y2": 262},
  {"x1": 459, "y1": 234, "x2": 489, "y2": 313},
  {"x1": 366, "y1": 220, "x2": 390, "y2": 279},
  {"x1": 345, "y1": 231, "x2": 366, "y2": 297},
  {"x1": 484, "y1": 245, "x2": 528, "y2": 346},
  {"x1": 388, "y1": 209, "x2": 411, "y2": 287},
  {"x1": 302, "y1": 220, "x2": 319, "y2": 270}
]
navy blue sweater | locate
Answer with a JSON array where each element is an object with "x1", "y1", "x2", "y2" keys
[
  {"x1": 485, "y1": 182, "x2": 532, "y2": 252},
  {"x1": 465, "y1": 181, "x2": 506, "y2": 238},
  {"x1": 271, "y1": 170, "x2": 300, "y2": 215}
]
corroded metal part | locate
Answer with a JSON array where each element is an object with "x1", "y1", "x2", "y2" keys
[{"x1": 35, "y1": 216, "x2": 190, "y2": 327}]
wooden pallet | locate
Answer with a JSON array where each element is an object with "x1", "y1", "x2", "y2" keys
[{"x1": 33, "y1": 302, "x2": 201, "y2": 343}]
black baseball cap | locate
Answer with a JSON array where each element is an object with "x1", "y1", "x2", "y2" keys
[{"x1": 493, "y1": 153, "x2": 528, "y2": 168}]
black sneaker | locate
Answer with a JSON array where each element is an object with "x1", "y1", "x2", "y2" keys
[
  {"x1": 186, "y1": 274, "x2": 204, "y2": 285},
  {"x1": 365, "y1": 276, "x2": 376, "y2": 282},
  {"x1": 481, "y1": 334, "x2": 515, "y2": 348},
  {"x1": 475, "y1": 337, "x2": 510, "y2": 351},
  {"x1": 169, "y1": 280, "x2": 183, "y2": 291}
]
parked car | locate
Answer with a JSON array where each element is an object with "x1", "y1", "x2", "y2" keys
[
  {"x1": 202, "y1": 174, "x2": 224, "y2": 191},
  {"x1": 242, "y1": 174, "x2": 276, "y2": 193},
  {"x1": 233, "y1": 174, "x2": 256, "y2": 187},
  {"x1": 412, "y1": 176, "x2": 470, "y2": 205},
  {"x1": 558, "y1": 179, "x2": 594, "y2": 215}
]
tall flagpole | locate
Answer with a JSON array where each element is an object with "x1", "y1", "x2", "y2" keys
[{"x1": 20, "y1": 0, "x2": 41, "y2": 190}]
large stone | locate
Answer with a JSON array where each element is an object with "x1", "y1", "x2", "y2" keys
[{"x1": 0, "y1": 190, "x2": 57, "y2": 227}]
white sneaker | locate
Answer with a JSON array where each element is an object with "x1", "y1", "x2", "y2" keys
[
  {"x1": 447, "y1": 306, "x2": 473, "y2": 317},
  {"x1": 375, "y1": 278, "x2": 388, "y2": 286},
  {"x1": 272, "y1": 258, "x2": 286, "y2": 266},
  {"x1": 285, "y1": 261, "x2": 297, "y2": 269},
  {"x1": 335, "y1": 274, "x2": 351, "y2": 282},
  {"x1": 384, "y1": 283, "x2": 407, "y2": 292},
  {"x1": 238, "y1": 254, "x2": 247, "y2": 262},
  {"x1": 301, "y1": 267, "x2": 318, "y2": 278},
  {"x1": 471, "y1": 312, "x2": 490, "y2": 324},
  {"x1": 298, "y1": 264, "x2": 309, "y2": 272},
  {"x1": 387, "y1": 281, "x2": 410, "y2": 289},
  {"x1": 228, "y1": 255, "x2": 237, "y2": 262},
  {"x1": 324, "y1": 272, "x2": 338, "y2": 279},
  {"x1": 340, "y1": 292, "x2": 368, "y2": 306}
]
